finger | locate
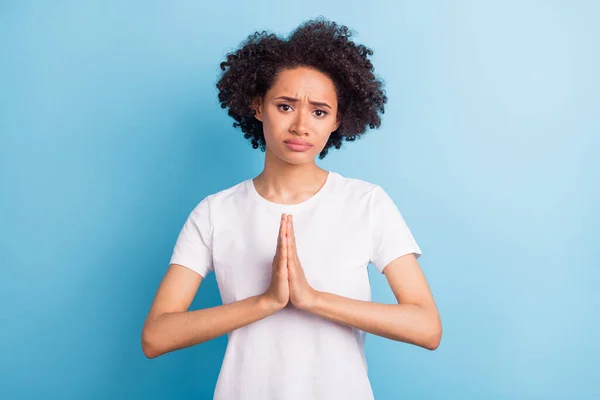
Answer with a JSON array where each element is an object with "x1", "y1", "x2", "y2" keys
[
  {"x1": 276, "y1": 216, "x2": 283, "y2": 249},
  {"x1": 280, "y1": 213, "x2": 288, "y2": 239},
  {"x1": 288, "y1": 217, "x2": 296, "y2": 252},
  {"x1": 281, "y1": 215, "x2": 288, "y2": 261},
  {"x1": 287, "y1": 233, "x2": 295, "y2": 265},
  {"x1": 280, "y1": 237, "x2": 287, "y2": 263},
  {"x1": 276, "y1": 215, "x2": 287, "y2": 259},
  {"x1": 288, "y1": 217, "x2": 301, "y2": 266},
  {"x1": 282, "y1": 228, "x2": 287, "y2": 262},
  {"x1": 286, "y1": 235, "x2": 294, "y2": 269}
]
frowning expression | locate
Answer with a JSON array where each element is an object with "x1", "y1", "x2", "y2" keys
[{"x1": 253, "y1": 66, "x2": 341, "y2": 164}]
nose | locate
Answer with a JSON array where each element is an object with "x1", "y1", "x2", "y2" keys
[{"x1": 290, "y1": 107, "x2": 310, "y2": 136}]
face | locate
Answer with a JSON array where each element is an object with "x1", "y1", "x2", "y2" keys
[{"x1": 253, "y1": 66, "x2": 341, "y2": 164}]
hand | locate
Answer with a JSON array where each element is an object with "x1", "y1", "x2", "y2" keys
[
  {"x1": 262, "y1": 213, "x2": 290, "y2": 310},
  {"x1": 286, "y1": 215, "x2": 318, "y2": 310}
]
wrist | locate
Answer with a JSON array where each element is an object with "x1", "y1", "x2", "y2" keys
[
  {"x1": 259, "y1": 294, "x2": 285, "y2": 313},
  {"x1": 298, "y1": 289, "x2": 321, "y2": 312}
]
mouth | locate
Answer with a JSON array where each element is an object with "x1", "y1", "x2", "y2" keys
[{"x1": 284, "y1": 139, "x2": 313, "y2": 152}]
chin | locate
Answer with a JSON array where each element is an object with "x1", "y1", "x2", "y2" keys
[
  {"x1": 278, "y1": 148, "x2": 317, "y2": 163},
  {"x1": 281, "y1": 154, "x2": 315, "y2": 165}
]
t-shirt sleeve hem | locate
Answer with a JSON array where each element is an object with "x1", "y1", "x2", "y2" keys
[
  {"x1": 373, "y1": 247, "x2": 422, "y2": 274},
  {"x1": 169, "y1": 256, "x2": 212, "y2": 278}
]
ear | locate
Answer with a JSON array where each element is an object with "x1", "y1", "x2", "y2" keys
[
  {"x1": 252, "y1": 97, "x2": 263, "y2": 122},
  {"x1": 334, "y1": 112, "x2": 342, "y2": 131}
]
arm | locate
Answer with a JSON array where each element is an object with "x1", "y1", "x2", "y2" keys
[
  {"x1": 304, "y1": 253, "x2": 442, "y2": 350},
  {"x1": 285, "y1": 215, "x2": 441, "y2": 350},
  {"x1": 141, "y1": 263, "x2": 279, "y2": 359}
]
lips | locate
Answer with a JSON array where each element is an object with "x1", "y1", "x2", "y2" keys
[
  {"x1": 284, "y1": 139, "x2": 312, "y2": 146},
  {"x1": 284, "y1": 139, "x2": 313, "y2": 152}
]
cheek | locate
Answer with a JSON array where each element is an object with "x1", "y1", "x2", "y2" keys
[
  {"x1": 260, "y1": 119, "x2": 278, "y2": 142},
  {"x1": 261, "y1": 114, "x2": 285, "y2": 136},
  {"x1": 317, "y1": 131, "x2": 333, "y2": 146}
]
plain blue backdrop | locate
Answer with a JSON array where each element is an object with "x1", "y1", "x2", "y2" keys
[{"x1": 1, "y1": 1, "x2": 598, "y2": 398}]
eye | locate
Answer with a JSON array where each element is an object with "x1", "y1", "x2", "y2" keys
[{"x1": 277, "y1": 104, "x2": 328, "y2": 117}]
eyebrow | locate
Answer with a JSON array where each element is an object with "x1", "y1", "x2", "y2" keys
[{"x1": 273, "y1": 96, "x2": 332, "y2": 110}]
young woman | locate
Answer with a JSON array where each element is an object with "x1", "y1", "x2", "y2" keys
[{"x1": 142, "y1": 17, "x2": 442, "y2": 400}]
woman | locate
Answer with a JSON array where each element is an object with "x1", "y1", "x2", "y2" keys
[{"x1": 142, "y1": 17, "x2": 442, "y2": 400}]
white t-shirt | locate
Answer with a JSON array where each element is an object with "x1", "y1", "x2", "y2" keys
[{"x1": 169, "y1": 170, "x2": 422, "y2": 400}]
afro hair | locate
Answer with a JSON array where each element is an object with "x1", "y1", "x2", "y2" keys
[{"x1": 216, "y1": 16, "x2": 388, "y2": 159}]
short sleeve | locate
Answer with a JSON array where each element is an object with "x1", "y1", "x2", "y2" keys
[
  {"x1": 368, "y1": 185, "x2": 422, "y2": 273},
  {"x1": 169, "y1": 197, "x2": 214, "y2": 277}
]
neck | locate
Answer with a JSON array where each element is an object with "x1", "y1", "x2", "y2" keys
[{"x1": 252, "y1": 147, "x2": 329, "y2": 204}]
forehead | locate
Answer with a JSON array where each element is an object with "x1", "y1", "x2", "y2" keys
[{"x1": 268, "y1": 67, "x2": 337, "y2": 102}]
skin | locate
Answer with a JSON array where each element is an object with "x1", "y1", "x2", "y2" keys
[
  {"x1": 251, "y1": 66, "x2": 342, "y2": 204},
  {"x1": 141, "y1": 66, "x2": 442, "y2": 359}
]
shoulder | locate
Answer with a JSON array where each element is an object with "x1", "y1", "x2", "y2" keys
[
  {"x1": 330, "y1": 172, "x2": 403, "y2": 219},
  {"x1": 330, "y1": 171, "x2": 382, "y2": 200},
  {"x1": 186, "y1": 178, "x2": 249, "y2": 219}
]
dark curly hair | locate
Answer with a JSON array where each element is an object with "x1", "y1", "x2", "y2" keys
[{"x1": 216, "y1": 16, "x2": 388, "y2": 159}]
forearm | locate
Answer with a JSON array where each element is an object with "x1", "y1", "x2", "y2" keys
[
  {"x1": 142, "y1": 295, "x2": 279, "y2": 358},
  {"x1": 305, "y1": 291, "x2": 442, "y2": 350}
]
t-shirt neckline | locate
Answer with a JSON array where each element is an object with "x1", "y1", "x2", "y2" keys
[{"x1": 248, "y1": 171, "x2": 335, "y2": 211}]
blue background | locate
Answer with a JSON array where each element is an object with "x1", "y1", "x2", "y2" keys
[{"x1": 2, "y1": 1, "x2": 598, "y2": 398}]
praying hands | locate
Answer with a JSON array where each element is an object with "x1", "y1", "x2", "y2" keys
[
  {"x1": 262, "y1": 213, "x2": 318, "y2": 311},
  {"x1": 259, "y1": 213, "x2": 441, "y2": 350}
]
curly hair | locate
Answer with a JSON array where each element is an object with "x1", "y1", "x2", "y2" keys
[{"x1": 216, "y1": 16, "x2": 388, "y2": 159}]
